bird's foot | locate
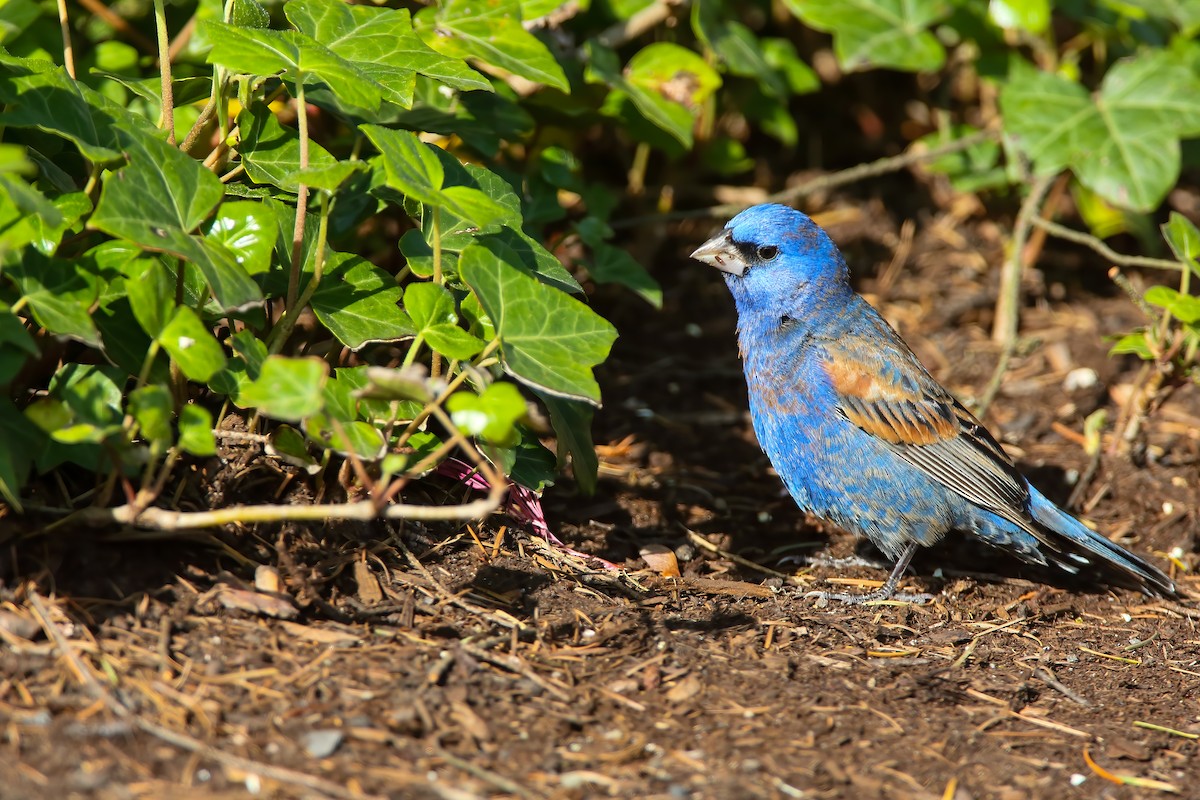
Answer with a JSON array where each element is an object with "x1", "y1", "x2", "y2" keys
[{"x1": 804, "y1": 589, "x2": 935, "y2": 607}]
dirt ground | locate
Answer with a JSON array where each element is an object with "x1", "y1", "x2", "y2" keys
[{"x1": 3, "y1": 180, "x2": 1200, "y2": 800}]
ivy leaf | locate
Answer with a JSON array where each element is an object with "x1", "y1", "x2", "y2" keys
[
  {"x1": 90, "y1": 133, "x2": 263, "y2": 311},
  {"x1": 693, "y1": 3, "x2": 786, "y2": 97},
  {"x1": 237, "y1": 103, "x2": 353, "y2": 193},
  {"x1": 539, "y1": 394, "x2": 600, "y2": 494},
  {"x1": 459, "y1": 244, "x2": 617, "y2": 405},
  {"x1": 285, "y1": 0, "x2": 489, "y2": 108},
  {"x1": 7, "y1": 252, "x2": 101, "y2": 347},
  {"x1": 179, "y1": 404, "x2": 217, "y2": 457},
  {"x1": 1002, "y1": 53, "x2": 1200, "y2": 211},
  {"x1": 1145, "y1": 286, "x2": 1200, "y2": 323},
  {"x1": 0, "y1": 304, "x2": 39, "y2": 384},
  {"x1": 0, "y1": 398, "x2": 37, "y2": 509},
  {"x1": 588, "y1": 43, "x2": 721, "y2": 147},
  {"x1": 362, "y1": 125, "x2": 508, "y2": 228},
  {"x1": 240, "y1": 356, "x2": 329, "y2": 421},
  {"x1": 206, "y1": 200, "x2": 279, "y2": 276},
  {"x1": 158, "y1": 306, "x2": 228, "y2": 382},
  {"x1": 447, "y1": 382, "x2": 526, "y2": 446},
  {"x1": 125, "y1": 257, "x2": 174, "y2": 338},
  {"x1": 782, "y1": 0, "x2": 948, "y2": 72},
  {"x1": 414, "y1": 0, "x2": 568, "y2": 91},
  {"x1": 310, "y1": 252, "x2": 416, "y2": 349},
  {"x1": 988, "y1": 0, "x2": 1049, "y2": 33},
  {"x1": 129, "y1": 385, "x2": 173, "y2": 457},
  {"x1": 304, "y1": 414, "x2": 386, "y2": 459},
  {"x1": 404, "y1": 282, "x2": 485, "y2": 360},
  {"x1": 200, "y1": 21, "x2": 383, "y2": 111},
  {"x1": 0, "y1": 53, "x2": 154, "y2": 163},
  {"x1": 1162, "y1": 212, "x2": 1200, "y2": 276}
]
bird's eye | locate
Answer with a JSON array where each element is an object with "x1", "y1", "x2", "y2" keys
[{"x1": 756, "y1": 245, "x2": 779, "y2": 261}]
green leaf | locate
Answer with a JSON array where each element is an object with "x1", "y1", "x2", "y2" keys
[
  {"x1": 285, "y1": 0, "x2": 489, "y2": 107},
  {"x1": 7, "y1": 252, "x2": 101, "y2": 347},
  {"x1": 1002, "y1": 53, "x2": 1200, "y2": 211},
  {"x1": 268, "y1": 424, "x2": 321, "y2": 473},
  {"x1": 1162, "y1": 212, "x2": 1200, "y2": 276},
  {"x1": 241, "y1": 356, "x2": 329, "y2": 421},
  {"x1": 179, "y1": 404, "x2": 217, "y2": 457},
  {"x1": 0, "y1": 304, "x2": 39, "y2": 384},
  {"x1": 477, "y1": 228, "x2": 582, "y2": 294},
  {"x1": 310, "y1": 252, "x2": 416, "y2": 349},
  {"x1": 158, "y1": 307, "x2": 228, "y2": 382},
  {"x1": 540, "y1": 393, "x2": 599, "y2": 494},
  {"x1": 459, "y1": 243, "x2": 617, "y2": 405},
  {"x1": 0, "y1": 53, "x2": 155, "y2": 163},
  {"x1": 988, "y1": 0, "x2": 1049, "y2": 33},
  {"x1": 761, "y1": 38, "x2": 820, "y2": 95},
  {"x1": 124, "y1": 258, "x2": 175, "y2": 339},
  {"x1": 693, "y1": 2, "x2": 786, "y2": 97},
  {"x1": 90, "y1": 133, "x2": 263, "y2": 311},
  {"x1": 782, "y1": 0, "x2": 948, "y2": 72},
  {"x1": 447, "y1": 381, "x2": 525, "y2": 446},
  {"x1": 129, "y1": 385, "x2": 173, "y2": 457},
  {"x1": 404, "y1": 282, "x2": 485, "y2": 360},
  {"x1": 206, "y1": 201, "x2": 279, "y2": 276},
  {"x1": 231, "y1": 0, "x2": 270, "y2": 28},
  {"x1": 589, "y1": 43, "x2": 721, "y2": 147},
  {"x1": 0, "y1": 398, "x2": 37, "y2": 509},
  {"x1": 42, "y1": 363, "x2": 125, "y2": 444},
  {"x1": 590, "y1": 243, "x2": 663, "y2": 308},
  {"x1": 363, "y1": 125, "x2": 508, "y2": 227},
  {"x1": 999, "y1": 61, "x2": 1091, "y2": 173},
  {"x1": 1110, "y1": 331, "x2": 1153, "y2": 359},
  {"x1": 200, "y1": 21, "x2": 384, "y2": 111},
  {"x1": 237, "y1": 103, "x2": 352, "y2": 193},
  {"x1": 304, "y1": 414, "x2": 386, "y2": 459},
  {"x1": 488, "y1": 428, "x2": 557, "y2": 491},
  {"x1": 415, "y1": 0, "x2": 568, "y2": 91},
  {"x1": 1145, "y1": 286, "x2": 1200, "y2": 323}
]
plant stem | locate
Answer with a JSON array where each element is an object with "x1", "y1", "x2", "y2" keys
[
  {"x1": 992, "y1": 173, "x2": 1055, "y2": 345},
  {"x1": 56, "y1": 0, "x2": 74, "y2": 78},
  {"x1": 286, "y1": 78, "x2": 311, "y2": 312},
  {"x1": 152, "y1": 0, "x2": 175, "y2": 144},
  {"x1": 1031, "y1": 217, "x2": 1188, "y2": 272},
  {"x1": 268, "y1": 190, "x2": 333, "y2": 354}
]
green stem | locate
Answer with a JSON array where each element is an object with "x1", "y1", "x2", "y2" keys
[
  {"x1": 268, "y1": 189, "x2": 333, "y2": 354},
  {"x1": 152, "y1": 0, "x2": 175, "y2": 144},
  {"x1": 431, "y1": 206, "x2": 443, "y2": 286},
  {"x1": 286, "y1": 77, "x2": 311, "y2": 312}
]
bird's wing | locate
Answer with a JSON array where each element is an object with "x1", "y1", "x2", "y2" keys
[{"x1": 820, "y1": 320, "x2": 1032, "y2": 525}]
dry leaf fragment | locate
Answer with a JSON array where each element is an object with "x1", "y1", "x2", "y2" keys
[{"x1": 639, "y1": 544, "x2": 681, "y2": 577}]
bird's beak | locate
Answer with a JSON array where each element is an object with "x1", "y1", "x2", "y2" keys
[{"x1": 690, "y1": 230, "x2": 746, "y2": 277}]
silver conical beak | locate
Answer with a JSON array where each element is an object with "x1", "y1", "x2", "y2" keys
[{"x1": 689, "y1": 229, "x2": 746, "y2": 277}]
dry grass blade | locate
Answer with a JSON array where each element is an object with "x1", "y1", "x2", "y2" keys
[
  {"x1": 27, "y1": 591, "x2": 389, "y2": 800},
  {"x1": 1083, "y1": 747, "x2": 1180, "y2": 793}
]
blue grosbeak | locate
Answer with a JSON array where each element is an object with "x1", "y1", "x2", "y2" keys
[{"x1": 692, "y1": 204, "x2": 1178, "y2": 602}]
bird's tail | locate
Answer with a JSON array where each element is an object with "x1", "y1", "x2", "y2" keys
[{"x1": 1027, "y1": 488, "x2": 1180, "y2": 599}]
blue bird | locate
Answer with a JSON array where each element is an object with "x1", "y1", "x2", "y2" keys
[{"x1": 691, "y1": 203, "x2": 1179, "y2": 602}]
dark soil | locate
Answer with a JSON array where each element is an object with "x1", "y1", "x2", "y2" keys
[{"x1": 3, "y1": 191, "x2": 1200, "y2": 800}]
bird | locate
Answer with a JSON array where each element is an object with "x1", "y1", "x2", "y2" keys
[{"x1": 691, "y1": 203, "x2": 1180, "y2": 603}]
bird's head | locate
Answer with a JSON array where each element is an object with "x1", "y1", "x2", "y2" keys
[{"x1": 690, "y1": 203, "x2": 850, "y2": 314}]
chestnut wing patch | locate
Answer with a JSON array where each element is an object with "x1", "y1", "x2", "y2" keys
[{"x1": 824, "y1": 348, "x2": 1031, "y2": 520}]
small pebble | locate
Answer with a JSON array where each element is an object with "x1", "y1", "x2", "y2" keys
[
  {"x1": 301, "y1": 729, "x2": 344, "y2": 759},
  {"x1": 1070, "y1": 774, "x2": 1087, "y2": 787},
  {"x1": 1063, "y1": 368, "x2": 1098, "y2": 391}
]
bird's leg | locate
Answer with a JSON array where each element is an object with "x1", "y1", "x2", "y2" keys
[{"x1": 805, "y1": 542, "x2": 935, "y2": 605}]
